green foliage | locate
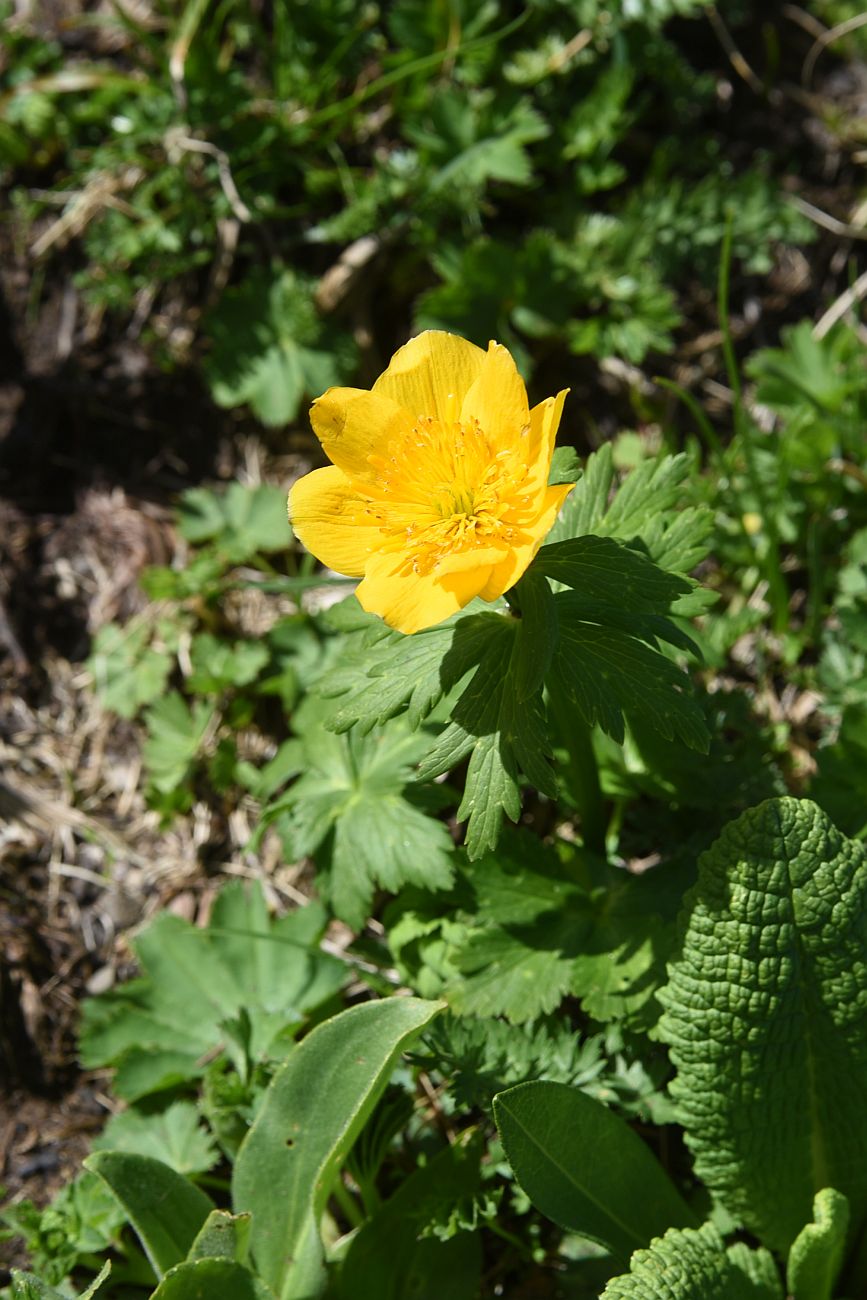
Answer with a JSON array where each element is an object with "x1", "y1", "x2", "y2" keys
[
  {"x1": 319, "y1": 449, "x2": 709, "y2": 859},
  {"x1": 1, "y1": 0, "x2": 813, "y2": 393},
  {"x1": 336, "y1": 1134, "x2": 483, "y2": 1300},
  {"x1": 259, "y1": 698, "x2": 455, "y2": 928},
  {"x1": 92, "y1": 1103, "x2": 219, "y2": 1179},
  {"x1": 787, "y1": 1189, "x2": 850, "y2": 1300},
  {"x1": 148, "y1": 1260, "x2": 275, "y2": 1300},
  {"x1": 204, "y1": 271, "x2": 356, "y2": 426},
  {"x1": 11, "y1": 1262, "x2": 111, "y2": 1300},
  {"x1": 88, "y1": 621, "x2": 176, "y2": 720},
  {"x1": 232, "y1": 998, "x2": 443, "y2": 1300},
  {"x1": 79, "y1": 881, "x2": 344, "y2": 1099},
  {"x1": 176, "y1": 483, "x2": 293, "y2": 562},
  {"x1": 494, "y1": 1080, "x2": 696, "y2": 1262},
  {"x1": 388, "y1": 830, "x2": 680, "y2": 1033},
  {"x1": 658, "y1": 798, "x2": 867, "y2": 1255},
  {"x1": 600, "y1": 1224, "x2": 782, "y2": 1299},
  {"x1": 84, "y1": 1153, "x2": 213, "y2": 1280}
]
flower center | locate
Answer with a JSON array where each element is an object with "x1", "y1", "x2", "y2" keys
[{"x1": 351, "y1": 407, "x2": 533, "y2": 576}]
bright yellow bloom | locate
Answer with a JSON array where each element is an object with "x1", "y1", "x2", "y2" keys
[{"x1": 289, "y1": 330, "x2": 574, "y2": 634}]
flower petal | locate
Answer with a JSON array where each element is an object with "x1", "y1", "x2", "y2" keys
[
  {"x1": 310, "y1": 388, "x2": 409, "y2": 480},
  {"x1": 479, "y1": 484, "x2": 574, "y2": 601},
  {"x1": 288, "y1": 466, "x2": 382, "y2": 577},
  {"x1": 524, "y1": 389, "x2": 570, "y2": 493},
  {"x1": 461, "y1": 341, "x2": 529, "y2": 450},
  {"x1": 372, "y1": 330, "x2": 486, "y2": 424},
  {"x1": 356, "y1": 549, "x2": 493, "y2": 634}
]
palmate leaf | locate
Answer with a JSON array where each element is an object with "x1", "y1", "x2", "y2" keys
[
  {"x1": 658, "y1": 798, "x2": 867, "y2": 1255},
  {"x1": 92, "y1": 1101, "x2": 219, "y2": 1177},
  {"x1": 204, "y1": 270, "x2": 356, "y2": 427},
  {"x1": 389, "y1": 831, "x2": 679, "y2": 1026},
  {"x1": 547, "y1": 443, "x2": 714, "y2": 603},
  {"x1": 264, "y1": 697, "x2": 455, "y2": 926},
  {"x1": 79, "y1": 881, "x2": 344, "y2": 1099},
  {"x1": 319, "y1": 450, "x2": 709, "y2": 857}
]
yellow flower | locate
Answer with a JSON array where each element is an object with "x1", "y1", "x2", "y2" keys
[{"x1": 289, "y1": 330, "x2": 574, "y2": 634}]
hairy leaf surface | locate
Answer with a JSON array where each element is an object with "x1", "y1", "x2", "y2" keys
[
  {"x1": 658, "y1": 797, "x2": 867, "y2": 1253},
  {"x1": 600, "y1": 1224, "x2": 782, "y2": 1299}
]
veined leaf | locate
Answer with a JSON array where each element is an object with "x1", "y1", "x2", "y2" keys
[
  {"x1": 232, "y1": 997, "x2": 443, "y2": 1300},
  {"x1": 91, "y1": 1101, "x2": 218, "y2": 1176},
  {"x1": 600, "y1": 1223, "x2": 782, "y2": 1299},
  {"x1": 11, "y1": 1262, "x2": 111, "y2": 1300},
  {"x1": 84, "y1": 1152, "x2": 214, "y2": 1278},
  {"x1": 787, "y1": 1189, "x2": 849, "y2": 1300},
  {"x1": 178, "y1": 482, "x2": 293, "y2": 561},
  {"x1": 547, "y1": 444, "x2": 713, "y2": 590},
  {"x1": 264, "y1": 698, "x2": 455, "y2": 926},
  {"x1": 79, "y1": 882, "x2": 344, "y2": 1099},
  {"x1": 494, "y1": 1081, "x2": 697, "y2": 1262},
  {"x1": 658, "y1": 798, "x2": 867, "y2": 1254}
]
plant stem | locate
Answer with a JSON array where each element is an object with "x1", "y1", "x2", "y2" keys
[
  {"x1": 548, "y1": 685, "x2": 606, "y2": 857},
  {"x1": 718, "y1": 214, "x2": 789, "y2": 634}
]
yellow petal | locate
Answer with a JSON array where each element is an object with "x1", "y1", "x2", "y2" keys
[
  {"x1": 372, "y1": 330, "x2": 486, "y2": 424},
  {"x1": 356, "y1": 549, "x2": 493, "y2": 634},
  {"x1": 437, "y1": 542, "x2": 512, "y2": 576},
  {"x1": 460, "y1": 341, "x2": 529, "y2": 450},
  {"x1": 310, "y1": 388, "x2": 409, "y2": 480},
  {"x1": 479, "y1": 484, "x2": 574, "y2": 601},
  {"x1": 288, "y1": 465, "x2": 382, "y2": 577},
  {"x1": 524, "y1": 389, "x2": 569, "y2": 493}
]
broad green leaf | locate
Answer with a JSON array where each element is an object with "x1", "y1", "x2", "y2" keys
[
  {"x1": 187, "y1": 633, "x2": 270, "y2": 694},
  {"x1": 494, "y1": 1081, "x2": 696, "y2": 1262},
  {"x1": 658, "y1": 798, "x2": 867, "y2": 1254},
  {"x1": 550, "y1": 599, "x2": 708, "y2": 750},
  {"x1": 204, "y1": 270, "x2": 355, "y2": 427},
  {"x1": 80, "y1": 882, "x2": 344, "y2": 1099},
  {"x1": 548, "y1": 445, "x2": 582, "y2": 486},
  {"x1": 178, "y1": 482, "x2": 293, "y2": 561},
  {"x1": 787, "y1": 1189, "x2": 849, "y2": 1300},
  {"x1": 600, "y1": 1224, "x2": 783, "y2": 1299},
  {"x1": 11, "y1": 1262, "x2": 111, "y2": 1300},
  {"x1": 337, "y1": 1133, "x2": 483, "y2": 1300},
  {"x1": 547, "y1": 445, "x2": 713, "y2": 588},
  {"x1": 265, "y1": 700, "x2": 455, "y2": 927},
  {"x1": 91, "y1": 1100, "x2": 218, "y2": 1176},
  {"x1": 187, "y1": 1209, "x2": 252, "y2": 1263},
  {"x1": 232, "y1": 997, "x2": 443, "y2": 1300},
  {"x1": 88, "y1": 620, "x2": 173, "y2": 718},
  {"x1": 84, "y1": 1152, "x2": 214, "y2": 1278},
  {"x1": 150, "y1": 1258, "x2": 276, "y2": 1299},
  {"x1": 142, "y1": 692, "x2": 215, "y2": 794}
]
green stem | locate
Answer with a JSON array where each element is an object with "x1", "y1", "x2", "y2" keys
[
  {"x1": 718, "y1": 215, "x2": 789, "y2": 634},
  {"x1": 654, "y1": 375, "x2": 726, "y2": 468},
  {"x1": 549, "y1": 686, "x2": 606, "y2": 858},
  {"x1": 331, "y1": 1174, "x2": 365, "y2": 1230}
]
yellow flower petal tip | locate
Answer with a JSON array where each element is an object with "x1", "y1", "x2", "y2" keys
[{"x1": 290, "y1": 331, "x2": 575, "y2": 634}]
